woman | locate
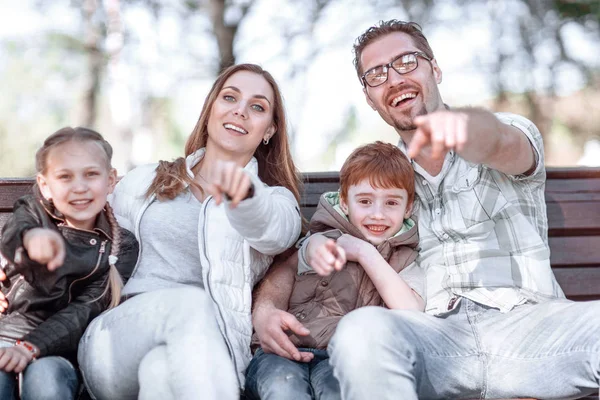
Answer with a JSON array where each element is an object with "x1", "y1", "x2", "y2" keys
[{"x1": 77, "y1": 64, "x2": 303, "y2": 400}]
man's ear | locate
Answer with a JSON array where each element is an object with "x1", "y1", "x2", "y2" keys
[
  {"x1": 363, "y1": 87, "x2": 377, "y2": 111},
  {"x1": 36, "y1": 175, "x2": 52, "y2": 201},
  {"x1": 431, "y1": 59, "x2": 442, "y2": 84},
  {"x1": 108, "y1": 168, "x2": 117, "y2": 194}
]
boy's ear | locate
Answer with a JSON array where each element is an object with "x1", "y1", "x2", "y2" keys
[
  {"x1": 36, "y1": 175, "x2": 52, "y2": 201},
  {"x1": 404, "y1": 201, "x2": 414, "y2": 219},
  {"x1": 339, "y1": 195, "x2": 349, "y2": 215},
  {"x1": 107, "y1": 168, "x2": 117, "y2": 194}
]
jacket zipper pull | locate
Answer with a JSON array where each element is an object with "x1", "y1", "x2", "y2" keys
[{"x1": 99, "y1": 240, "x2": 107, "y2": 255}]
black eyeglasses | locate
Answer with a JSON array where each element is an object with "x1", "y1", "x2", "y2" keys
[{"x1": 361, "y1": 51, "x2": 432, "y2": 88}]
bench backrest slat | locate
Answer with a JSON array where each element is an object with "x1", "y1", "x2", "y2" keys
[{"x1": 2, "y1": 167, "x2": 600, "y2": 300}]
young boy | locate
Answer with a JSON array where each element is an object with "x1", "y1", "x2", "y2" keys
[{"x1": 245, "y1": 141, "x2": 424, "y2": 400}]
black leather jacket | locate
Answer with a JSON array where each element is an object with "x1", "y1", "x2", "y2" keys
[{"x1": 0, "y1": 195, "x2": 138, "y2": 359}]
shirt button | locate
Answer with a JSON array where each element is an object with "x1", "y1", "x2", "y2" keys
[
  {"x1": 320, "y1": 280, "x2": 329, "y2": 287},
  {"x1": 435, "y1": 208, "x2": 441, "y2": 215},
  {"x1": 295, "y1": 312, "x2": 306, "y2": 320},
  {"x1": 89, "y1": 238, "x2": 97, "y2": 245},
  {"x1": 422, "y1": 180, "x2": 428, "y2": 185},
  {"x1": 442, "y1": 233, "x2": 449, "y2": 239}
]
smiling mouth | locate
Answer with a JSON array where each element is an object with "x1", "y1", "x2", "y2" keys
[
  {"x1": 365, "y1": 225, "x2": 389, "y2": 234},
  {"x1": 69, "y1": 199, "x2": 92, "y2": 208},
  {"x1": 390, "y1": 92, "x2": 417, "y2": 107},
  {"x1": 223, "y1": 123, "x2": 248, "y2": 135}
]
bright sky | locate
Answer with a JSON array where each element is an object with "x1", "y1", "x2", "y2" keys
[{"x1": 0, "y1": 0, "x2": 598, "y2": 174}]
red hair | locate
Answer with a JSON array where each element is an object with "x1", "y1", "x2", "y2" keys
[{"x1": 339, "y1": 141, "x2": 414, "y2": 205}]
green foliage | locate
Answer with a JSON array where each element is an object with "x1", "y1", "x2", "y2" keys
[{"x1": 554, "y1": 0, "x2": 600, "y2": 22}]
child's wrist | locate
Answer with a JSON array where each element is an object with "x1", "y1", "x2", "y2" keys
[
  {"x1": 15, "y1": 340, "x2": 39, "y2": 359},
  {"x1": 357, "y1": 243, "x2": 377, "y2": 265}
]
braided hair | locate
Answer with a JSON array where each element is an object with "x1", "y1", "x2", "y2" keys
[{"x1": 103, "y1": 202, "x2": 123, "y2": 308}]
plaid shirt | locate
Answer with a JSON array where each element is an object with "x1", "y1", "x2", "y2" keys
[{"x1": 399, "y1": 112, "x2": 565, "y2": 316}]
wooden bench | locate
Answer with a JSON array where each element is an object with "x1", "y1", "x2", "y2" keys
[
  {"x1": 2, "y1": 169, "x2": 600, "y2": 299},
  {"x1": 2, "y1": 168, "x2": 600, "y2": 399}
]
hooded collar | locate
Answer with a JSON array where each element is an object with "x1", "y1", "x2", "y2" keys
[{"x1": 309, "y1": 191, "x2": 419, "y2": 261}]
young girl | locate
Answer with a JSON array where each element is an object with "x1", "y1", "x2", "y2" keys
[{"x1": 0, "y1": 127, "x2": 138, "y2": 400}]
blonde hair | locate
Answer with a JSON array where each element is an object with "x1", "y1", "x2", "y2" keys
[{"x1": 35, "y1": 126, "x2": 123, "y2": 309}]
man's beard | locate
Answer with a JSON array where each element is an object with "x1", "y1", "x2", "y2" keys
[{"x1": 393, "y1": 105, "x2": 428, "y2": 131}]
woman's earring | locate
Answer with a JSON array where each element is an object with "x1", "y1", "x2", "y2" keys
[{"x1": 263, "y1": 137, "x2": 270, "y2": 145}]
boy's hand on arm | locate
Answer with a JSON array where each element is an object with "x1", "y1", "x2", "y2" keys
[
  {"x1": 307, "y1": 234, "x2": 346, "y2": 276},
  {"x1": 22, "y1": 228, "x2": 65, "y2": 271},
  {"x1": 336, "y1": 234, "x2": 375, "y2": 264},
  {"x1": 337, "y1": 235, "x2": 424, "y2": 311}
]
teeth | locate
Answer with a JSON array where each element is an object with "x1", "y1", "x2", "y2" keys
[
  {"x1": 367, "y1": 225, "x2": 387, "y2": 232},
  {"x1": 224, "y1": 123, "x2": 248, "y2": 135},
  {"x1": 71, "y1": 200, "x2": 90, "y2": 205},
  {"x1": 391, "y1": 92, "x2": 416, "y2": 107}
]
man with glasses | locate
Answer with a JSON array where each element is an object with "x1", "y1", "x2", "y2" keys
[
  {"x1": 252, "y1": 19, "x2": 600, "y2": 399},
  {"x1": 331, "y1": 19, "x2": 600, "y2": 399}
]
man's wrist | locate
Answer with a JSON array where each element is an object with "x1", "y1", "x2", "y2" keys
[{"x1": 252, "y1": 301, "x2": 276, "y2": 320}]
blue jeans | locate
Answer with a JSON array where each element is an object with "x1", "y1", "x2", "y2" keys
[
  {"x1": 245, "y1": 347, "x2": 340, "y2": 400},
  {"x1": 78, "y1": 287, "x2": 237, "y2": 400},
  {"x1": 0, "y1": 356, "x2": 79, "y2": 400},
  {"x1": 329, "y1": 299, "x2": 600, "y2": 400}
]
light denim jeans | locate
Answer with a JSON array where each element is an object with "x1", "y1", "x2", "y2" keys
[
  {"x1": 245, "y1": 347, "x2": 340, "y2": 400},
  {"x1": 77, "y1": 287, "x2": 238, "y2": 400},
  {"x1": 0, "y1": 339, "x2": 78, "y2": 400},
  {"x1": 329, "y1": 298, "x2": 600, "y2": 400}
]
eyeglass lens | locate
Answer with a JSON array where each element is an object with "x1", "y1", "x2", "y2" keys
[{"x1": 364, "y1": 53, "x2": 419, "y2": 87}]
